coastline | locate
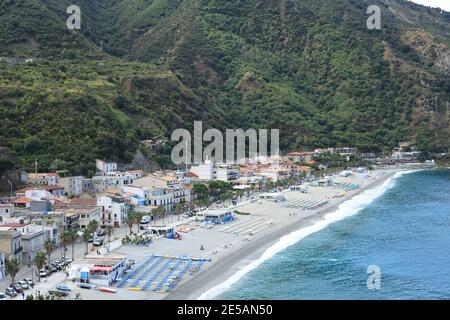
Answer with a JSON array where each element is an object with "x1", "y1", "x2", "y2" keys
[{"x1": 165, "y1": 169, "x2": 400, "y2": 300}]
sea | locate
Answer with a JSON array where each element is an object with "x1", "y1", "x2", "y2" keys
[{"x1": 207, "y1": 169, "x2": 450, "y2": 300}]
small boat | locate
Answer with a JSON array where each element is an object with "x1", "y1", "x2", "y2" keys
[
  {"x1": 56, "y1": 284, "x2": 72, "y2": 292},
  {"x1": 77, "y1": 282, "x2": 96, "y2": 289},
  {"x1": 127, "y1": 287, "x2": 142, "y2": 291},
  {"x1": 97, "y1": 287, "x2": 117, "y2": 293}
]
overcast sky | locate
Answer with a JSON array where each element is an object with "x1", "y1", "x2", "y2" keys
[{"x1": 409, "y1": 0, "x2": 450, "y2": 11}]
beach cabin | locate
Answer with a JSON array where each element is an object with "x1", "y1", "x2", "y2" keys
[
  {"x1": 147, "y1": 225, "x2": 175, "y2": 239},
  {"x1": 68, "y1": 255, "x2": 127, "y2": 286},
  {"x1": 195, "y1": 209, "x2": 234, "y2": 224},
  {"x1": 258, "y1": 193, "x2": 287, "y2": 202}
]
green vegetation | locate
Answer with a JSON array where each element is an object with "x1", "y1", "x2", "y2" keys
[
  {"x1": 193, "y1": 180, "x2": 233, "y2": 205},
  {"x1": 0, "y1": 0, "x2": 449, "y2": 176}
]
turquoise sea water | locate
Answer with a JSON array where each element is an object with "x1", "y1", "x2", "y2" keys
[{"x1": 220, "y1": 170, "x2": 450, "y2": 300}]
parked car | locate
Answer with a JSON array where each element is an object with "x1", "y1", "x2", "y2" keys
[
  {"x1": 93, "y1": 238, "x2": 103, "y2": 246},
  {"x1": 18, "y1": 280, "x2": 29, "y2": 290},
  {"x1": 52, "y1": 262, "x2": 62, "y2": 270},
  {"x1": 0, "y1": 292, "x2": 7, "y2": 300},
  {"x1": 24, "y1": 278, "x2": 34, "y2": 287},
  {"x1": 97, "y1": 229, "x2": 106, "y2": 237},
  {"x1": 39, "y1": 269, "x2": 48, "y2": 278},
  {"x1": 50, "y1": 265, "x2": 58, "y2": 273},
  {"x1": 12, "y1": 283, "x2": 23, "y2": 293},
  {"x1": 140, "y1": 215, "x2": 151, "y2": 224},
  {"x1": 5, "y1": 287, "x2": 17, "y2": 297}
]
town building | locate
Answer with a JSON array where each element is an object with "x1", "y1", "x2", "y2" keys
[
  {"x1": 96, "y1": 160, "x2": 118, "y2": 175},
  {"x1": 286, "y1": 152, "x2": 315, "y2": 163},
  {"x1": 17, "y1": 224, "x2": 46, "y2": 265},
  {"x1": 0, "y1": 204, "x2": 15, "y2": 222},
  {"x1": 132, "y1": 174, "x2": 191, "y2": 204},
  {"x1": 214, "y1": 164, "x2": 240, "y2": 182},
  {"x1": 190, "y1": 159, "x2": 214, "y2": 180},
  {"x1": 0, "y1": 226, "x2": 22, "y2": 263},
  {"x1": 15, "y1": 185, "x2": 65, "y2": 197},
  {"x1": 97, "y1": 196, "x2": 130, "y2": 227},
  {"x1": 68, "y1": 208, "x2": 102, "y2": 230},
  {"x1": 59, "y1": 176, "x2": 84, "y2": 196},
  {"x1": 27, "y1": 173, "x2": 60, "y2": 186}
]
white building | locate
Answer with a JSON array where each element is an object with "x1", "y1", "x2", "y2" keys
[
  {"x1": 97, "y1": 196, "x2": 129, "y2": 227},
  {"x1": 18, "y1": 224, "x2": 46, "y2": 265},
  {"x1": 214, "y1": 164, "x2": 239, "y2": 182},
  {"x1": 190, "y1": 159, "x2": 214, "y2": 180},
  {"x1": 147, "y1": 189, "x2": 175, "y2": 212},
  {"x1": 132, "y1": 174, "x2": 191, "y2": 204},
  {"x1": 59, "y1": 176, "x2": 84, "y2": 196},
  {"x1": 27, "y1": 173, "x2": 59, "y2": 186},
  {"x1": 123, "y1": 186, "x2": 175, "y2": 212},
  {"x1": 0, "y1": 204, "x2": 14, "y2": 222},
  {"x1": 96, "y1": 160, "x2": 118, "y2": 175}
]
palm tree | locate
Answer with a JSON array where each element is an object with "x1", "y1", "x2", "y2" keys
[
  {"x1": 133, "y1": 212, "x2": 143, "y2": 233},
  {"x1": 67, "y1": 229, "x2": 78, "y2": 261},
  {"x1": 175, "y1": 203, "x2": 184, "y2": 221},
  {"x1": 154, "y1": 206, "x2": 166, "y2": 225},
  {"x1": 82, "y1": 228, "x2": 91, "y2": 256},
  {"x1": 60, "y1": 231, "x2": 71, "y2": 260},
  {"x1": 5, "y1": 257, "x2": 20, "y2": 285},
  {"x1": 34, "y1": 252, "x2": 46, "y2": 282},
  {"x1": 87, "y1": 220, "x2": 99, "y2": 252},
  {"x1": 105, "y1": 225, "x2": 114, "y2": 243},
  {"x1": 44, "y1": 238, "x2": 54, "y2": 267},
  {"x1": 125, "y1": 213, "x2": 135, "y2": 235}
]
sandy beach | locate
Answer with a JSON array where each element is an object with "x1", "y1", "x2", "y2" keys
[
  {"x1": 164, "y1": 169, "x2": 399, "y2": 300},
  {"x1": 50, "y1": 168, "x2": 400, "y2": 300}
]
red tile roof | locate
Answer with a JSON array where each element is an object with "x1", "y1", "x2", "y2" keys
[
  {"x1": 69, "y1": 198, "x2": 97, "y2": 206},
  {"x1": 13, "y1": 197, "x2": 32, "y2": 204},
  {"x1": 185, "y1": 172, "x2": 199, "y2": 178}
]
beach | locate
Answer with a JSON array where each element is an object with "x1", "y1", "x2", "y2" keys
[
  {"x1": 45, "y1": 168, "x2": 401, "y2": 300},
  {"x1": 165, "y1": 169, "x2": 399, "y2": 300}
]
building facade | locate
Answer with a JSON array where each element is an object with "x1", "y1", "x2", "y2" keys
[
  {"x1": 59, "y1": 176, "x2": 84, "y2": 196},
  {"x1": 0, "y1": 226, "x2": 22, "y2": 263}
]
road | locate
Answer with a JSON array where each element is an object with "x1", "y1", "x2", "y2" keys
[{"x1": 0, "y1": 225, "x2": 130, "y2": 293}]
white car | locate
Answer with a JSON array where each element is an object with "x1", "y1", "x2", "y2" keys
[
  {"x1": 18, "y1": 280, "x2": 29, "y2": 290},
  {"x1": 0, "y1": 292, "x2": 7, "y2": 300}
]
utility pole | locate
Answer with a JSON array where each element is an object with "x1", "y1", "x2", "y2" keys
[
  {"x1": 35, "y1": 159, "x2": 38, "y2": 185},
  {"x1": 7, "y1": 180, "x2": 12, "y2": 197}
]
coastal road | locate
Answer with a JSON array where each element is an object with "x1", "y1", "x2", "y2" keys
[{"x1": 0, "y1": 225, "x2": 130, "y2": 293}]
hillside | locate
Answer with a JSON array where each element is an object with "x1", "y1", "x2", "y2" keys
[{"x1": 1, "y1": 0, "x2": 450, "y2": 176}]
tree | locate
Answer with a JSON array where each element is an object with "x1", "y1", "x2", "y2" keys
[
  {"x1": 44, "y1": 238, "x2": 54, "y2": 267},
  {"x1": 67, "y1": 229, "x2": 78, "y2": 261},
  {"x1": 60, "y1": 231, "x2": 71, "y2": 260},
  {"x1": 175, "y1": 203, "x2": 184, "y2": 222},
  {"x1": 125, "y1": 213, "x2": 135, "y2": 235},
  {"x1": 87, "y1": 220, "x2": 99, "y2": 252},
  {"x1": 133, "y1": 212, "x2": 143, "y2": 233},
  {"x1": 106, "y1": 225, "x2": 114, "y2": 243},
  {"x1": 82, "y1": 228, "x2": 91, "y2": 256},
  {"x1": 34, "y1": 252, "x2": 46, "y2": 282},
  {"x1": 153, "y1": 206, "x2": 166, "y2": 225},
  {"x1": 5, "y1": 257, "x2": 20, "y2": 285}
]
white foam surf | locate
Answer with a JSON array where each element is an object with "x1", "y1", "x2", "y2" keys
[{"x1": 198, "y1": 170, "x2": 417, "y2": 300}]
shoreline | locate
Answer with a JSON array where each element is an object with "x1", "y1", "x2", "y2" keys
[{"x1": 165, "y1": 170, "x2": 399, "y2": 300}]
